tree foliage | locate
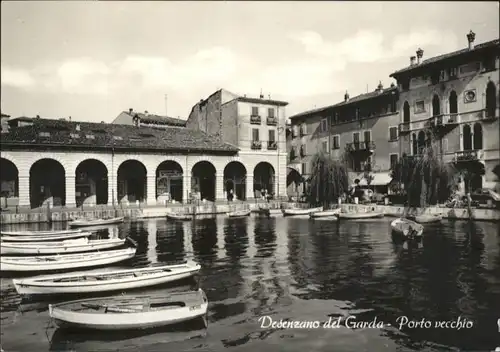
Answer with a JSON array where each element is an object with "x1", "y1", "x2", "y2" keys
[{"x1": 307, "y1": 152, "x2": 349, "y2": 207}]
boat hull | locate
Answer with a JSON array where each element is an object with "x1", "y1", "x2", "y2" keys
[
  {"x1": 337, "y1": 212, "x2": 384, "y2": 220},
  {"x1": 227, "y1": 210, "x2": 251, "y2": 218},
  {"x1": 69, "y1": 217, "x2": 124, "y2": 228},
  {"x1": 13, "y1": 263, "x2": 201, "y2": 295},
  {"x1": 413, "y1": 215, "x2": 442, "y2": 224},
  {"x1": 282, "y1": 207, "x2": 323, "y2": 217},
  {"x1": 166, "y1": 214, "x2": 192, "y2": 221},
  {"x1": 1, "y1": 239, "x2": 125, "y2": 255},
  {"x1": 391, "y1": 218, "x2": 424, "y2": 238},
  {"x1": 310, "y1": 209, "x2": 341, "y2": 218},
  {"x1": 1, "y1": 229, "x2": 82, "y2": 236},
  {"x1": 1, "y1": 232, "x2": 93, "y2": 242},
  {"x1": 1, "y1": 248, "x2": 136, "y2": 272},
  {"x1": 49, "y1": 289, "x2": 208, "y2": 331}
]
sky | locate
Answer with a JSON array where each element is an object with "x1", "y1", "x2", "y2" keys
[{"x1": 1, "y1": 1, "x2": 499, "y2": 123}]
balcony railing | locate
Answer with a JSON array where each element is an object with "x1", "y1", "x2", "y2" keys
[
  {"x1": 266, "y1": 117, "x2": 277, "y2": 126},
  {"x1": 399, "y1": 122, "x2": 410, "y2": 134},
  {"x1": 453, "y1": 149, "x2": 483, "y2": 162},
  {"x1": 480, "y1": 108, "x2": 499, "y2": 121},
  {"x1": 429, "y1": 114, "x2": 460, "y2": 128},
  {"x1": 250, "y1": 115, "x2": 261, "y2": 124},
  {"x1": 267, "y1": 141, "x2": 277, "y2": 150},
  {"x1": 251, "y1": 140, "x2": 262, "y2": 150},
  {"x1": 346, "y1": 141, "x2": 375, "y2": 153}
]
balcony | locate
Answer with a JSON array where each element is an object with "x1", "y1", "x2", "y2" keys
[
  {"x1": 427, "y1": 114, "x2": 460, "y2": 135},
  {"x1": 250, "y1": 115, "x2": 261, "y2": 125},
  {"x1": 251, "y1": 140, "x2": 262, "y2": 150},
  {"x1": 267, "y1": 141, "x2": 277, "y2": 150},
  {"x1": 266, "y1": 117, "x2": 277, "y2": 126},
  {"x1": 346, "y1": 141, "x2": 375, "y2": 153},
  {"x1": 399, "y1": 122, "x2": 410, "y2": 134},
  {"x1": 453, "y1": 150, "x2": 483, "y2": 163},
  {"x1": 480, "y1": 108, "x2": 499, "y2": 122}
]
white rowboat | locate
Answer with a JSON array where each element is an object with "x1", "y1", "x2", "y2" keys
[
  {"x1": 49, "y1": 288, "x2": 208, "y2": 330},
  {"x1": 13, "y1": 261, "x2": 201, "y2": 295},
  {"x1": 227, "y1": 209, "x2": 251, "y2": 218},
  {"x1": 412, "y1": 214, "x2": 443, "y2": 224},
  {"x1": 1, "y1": 231, "x2": 93, "y2": 242},
  {"x1": 391, "y1": 218, "x2": 424, "y2": 238},
  {"x1": 337, "y1": 212, "x2": 384, "y2": 219},
  {"x1": 310, "y1": 208, "x2": 341, "y2": 218},
  {"x1": 1, "y1": 238, "x2": 126, "y2": 255},
  {"x1": 1, "y1": 248, "x2": 136, "y2": 272},
  {"x1": 69, "y1": 217, "x2": 124, "y2": 228},
  {"x1": 1, "y1": 229, "x2": 83, "y2": 236},
  {"x1": 166, "y1": 213, "x2": 192, "y2": 221},
  {"x1": 282, "y1": 206, "x2": 323, "y2": 217}
]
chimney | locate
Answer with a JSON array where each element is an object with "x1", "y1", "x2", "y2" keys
[
  {"x1": 268, "y1": 94, "x2": 271, "y2": 99},
  {"x1": 416, "y1": 48, "x2": 424, "y2": 64},
  {"x1": 144, "y1": 110, "x2": 148, "y2": 115},
  {"x1": 467, "y1": 30, "x2": 476, "y2": 50},
  {"x1": 377, "y1": 81, "x2": 383, "y2": 92},
  {"x1": 69, "y1": 116, "x2": 72, "y2": 122},
  {"x1": 344, "y1": 91, "x2": 350, "y2": 102},
  {"x1": 36, "y1": 115, "x2": 40, "y2": 119},
  {"x1": 260, "y1": 93, "x2": 264, "y2": 99},
  {"x1": 129, "y1": 108, "x2": 133, "y2": 114},
  {"x1": 390, "y1": 82, "x2": 395, "y2": 88},
  {"x1": 410, "y1": 56, "x2": 416, "y2": 66}
]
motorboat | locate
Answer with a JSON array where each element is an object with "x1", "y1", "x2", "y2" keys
[
  {"x1": 1, "y1": 232, "x2": 93, "y2": 242},
  {"x1": 227, "y1": 209, "x2": 251, "y2": 218},
  {"x1": 281, "y1": 206, "x2": 323, "y2": 217},
  {"x1": 68, "y1": 217, "x2": 124, "y2": 228},
  {"x1": 1, "y1": 238, "x2": 126, "y2": 255},
  {"x1": 310, "y1": 208, "x2": 341, "y2": 218}
]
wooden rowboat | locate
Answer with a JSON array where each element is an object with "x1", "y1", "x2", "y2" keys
[
  {"x1": 337, "y1": 212, "x2": 384, "y2": 220},
  {"x1": 227, "y1": 209, "x2": 251, "y2": 218},
  {"x1": 1, "y1": 238, "x2": 126, "y2": 255},
  {"x1": 411, "y1": 214, "x2": 443, "y2": 224},
  {"x1": 1, "y1": 229, "x2": 83, "y2": 236},
  {"x1": 310, "y1": 208, "x2": 341, "y2": 218},
  {"x1": 1, "y1": 231, "x2": 93, "y2": 242},
  {"x1": 68, "y1": 217, "x2": 124, "y2": 228},
  {"x1": 282, "y1": 206, "x2": 323, "y2": 217},
  {"x1": 48, "y1": 288, "x2": 208, "y2": 330},
  {"x1": 12, "y1": 260, "x2": 201, "y2": 295},
  {"x1": 166, "y1": 213, "x2": 192, "y2": 221},
  {"x1": 390, "y1": 218, "x2": 424, "y2": 239},
  {"x1": 1, "y1": 247, "x2": 137, "y2": 272}
]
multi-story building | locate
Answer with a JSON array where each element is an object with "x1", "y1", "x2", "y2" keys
[
  {"x1": 112, "y1": 109, "x2": 187, "y2": 128},
  {"x1": 287, "y1": 82, "x2": 400, "y2": 196},
  {"x1": 186, "y1": 89, "x2": 289, "y2": 200},
  {"x1": 389, "y1": 30, "x2": 499, "y2": 191}
]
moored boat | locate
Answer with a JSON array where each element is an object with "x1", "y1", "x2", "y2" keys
[
  {"x1": 337, "y1": 212, "x2": 384, "y2": 220},
  {"x1": 1, "y1": 229, "x2": 83, "y2": 236},
  {"x1": 166, "y1": 213, "x2": 192, "y2": 221},
  {"x1": 310, "y1": 208, "x2": 341, "y2": 218},
  {"x1": 68, "y1": 217, "x2": 124, "y2": 228},
  {"x1": 48, "y1": 288, "x2": 208, "y2": 330},
  {"x1": 1, "y1": 238, "x2": 126, "y2": 255},
  {"x1": 411, "y1": 214, "x2": 443, "y2": 224},
  {"x1": 1, "y1": 247, "x2": 137, "y2": 272},
  {"x1": 1, "y1": 231, "x2": 93, "y2": 242},
  {"x1": 13, "y1": 260, "x2": 201, "y2": 295},
  {"x1": 390, "y1": 218, "x2": 424, "y2": 239},
  {"x1": 281, "y1": 206, "x2": 323, "y2": 217},
  {"x1": 227, "y1": 209, "x2": 251, "y2": 218}
]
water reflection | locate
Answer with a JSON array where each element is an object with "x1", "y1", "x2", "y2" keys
[
  {"x1": 156, "y1": 221, "x2": 185, "y2": 264},
  {"x1": 191, "y1": 218, "x2": 218, "y2": 265}
]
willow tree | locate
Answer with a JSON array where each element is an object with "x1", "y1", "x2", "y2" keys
[{"x1": 307, "y1": 152, "x2": 349, "y2": 208}]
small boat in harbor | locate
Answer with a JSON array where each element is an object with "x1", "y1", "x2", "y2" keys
[
  {"x1": 1, "y1": 237, "x2": 126, "y2": 255},
  {"x1": 13, "y1": 260, "x2": 201, "y2": 295},
  {"x1": 310, "y1": 208, "x2": 341, "y2": 218},
  {"x1": 69, "y1": 217, "x2": 124, "y2": 228},
  {"x1": 1, "y1": 247, "x2": 137, "y2": 272},
  {"x1": 1, "y1": 231, "x2": 93, "y2": 242},
  {"x1": 282, "y1": 206, "x2": 323, "y2": 217},
  {"x1": 411, "y1": 214, "x2": 443, "y2": 224},
  {"x1": 166, "y1": 213, "x2": 192, "y2": 221},
  {"x1": 390, "y1": 218, "x2": 424, "y2": 239},
  {"x1": 1, "y1": 229, "x2": 83, "y2": 236},
  {"x1": 48, "y1": 288, "x2": 208, "y2": 330},
  {"x1": 337, "y1": 212, "x2": 384, "y2": 220},
  {"x1": 227, "y1": 209, "x2": 251, "y2": 218}
]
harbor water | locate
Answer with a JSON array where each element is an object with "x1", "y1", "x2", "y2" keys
[{"x1": 1, "y1": 216, "x2": 499, "y2": 352}]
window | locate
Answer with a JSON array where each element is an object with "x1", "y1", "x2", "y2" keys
[
  {"x1": 439, "y1": 70, "x2": 446, "y2": 82},
  {"x1": 332, "y1": 135, "x2": 340, "y2": 149},
  {"x1": 86, "y1": 134, "x2": 95, "y2": 139},
  {"x1": 448, "y1": 67, "x2": 458, "y2": 79},
  {"x1": 70, "y1": 133, "x2": 80, "y2": 139},
  {"x1": 390, "y1": 154, "x2": 398, "y2": 170},
  {"x1": 251, "y1": 106, "x2": 259, "y2": 116},
  {"x1": 353, "y1": 132, "x2": 360, "y2": 142},
  {"x1": 442, "y1": 138, "x2": 448, "y2": 153},
  {"x1": 431, "y1": 71, "x2": 440, "y2": 85},
  {"x1": 363, "y1": 130, "x2": 371, "y2": 142},
  {"x1": 301, "y1": 123, "x2": 307, "y2": 135},
  {"x1": 268, "y1": 129, "x2": 275, "y2": 142},
  {"x1": 402, "y1": 80, "x2": 410, "y2": 91},
  {"x1": 389, "y1": 127, "x2": 398, "y2": 141},
  {"x1": 252, "y1": 128, "x2": 259, "y2": 141},
  {"x1": 268, "y1": 108, "x2": 275, "y2": 118},
  {"x1": 482, "y1": 55, "x2": 496, "y2": 71},
  {"x1": 301, "y1": 163, "x2": 307, "y2": 175},
  {"x1": 415, "y1": 100, "x2": 425, "y2": 114},
  {"x1": 322, "y1": 141, "x2": 328, "y2": 152},
  {"x1": 113, "y1": 136, "x2": 123, "y2": 140},
  {"x1": 320, "y1": 118, "x2": 328, "y2": 132},
  {"x1": 39, "y1": 132, "x2": 50, "y2": 137},
  {"x1": 300, "y1": 144, "x2": 307, "y2": 156}
]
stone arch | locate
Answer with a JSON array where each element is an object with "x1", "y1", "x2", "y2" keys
[
  {"x1": 224, "y1": 161, "x2": 247, "y2": 201},
  {"x1": 0, "y1": 158, "x2": 19, "y2": 201},
  {"x1": 191, "y1": 161, "x2": 216, "y2": 202},
  {"x1": 253, "y1": 162, "x2": 275, "y2": 198},
  {"x1": 403, "y1": 101, "x2": 410, "y2": 123},
  {"x1": 75, "y1": 159, "x2": 108, "y2": 207},
  {"x1": 473, "y1": 123, "x2": 483, "y2": 150},
  {"x1": 449, "y1": 90, "x2": 458, "y2": 114},
  {"x1": 463, "y1": 124, "x2": 472, "y2": 150},
  {"x1": 29, "y1": 158, "x2": 66, "y2": 208},
  {"x1": 417, "y1": 131, "x2": 426, "y2": 153},
  {"x1": 156, "y1": 160, "x2": 184, "y2": 203},
  {"x1": 432, "y1": 94, "x2": 440, "y2": 116},
  {"x1": 486, "y1": 80, "x2": 497, "y2": 118},
  {"x1": 411, "y1": 132, "x2": 418, "y2": 155},
  {"x1": 117, "y1": 159, "x2": 147, "y2": 203}
]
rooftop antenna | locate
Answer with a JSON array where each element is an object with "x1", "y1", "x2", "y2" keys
[
  {"x1": 164, "y1": 94, "x2": 168, "y2": 116},
  {"x1": 366, "y1": 84, "x2": 368, "y2": 93}
]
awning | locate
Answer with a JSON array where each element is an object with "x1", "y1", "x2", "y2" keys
[{"x1": 358, "y1": 172, "x2": 392, "y2": 186}]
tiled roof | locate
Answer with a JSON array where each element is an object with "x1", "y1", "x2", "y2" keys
[
  {"x1": 236, "y1": 96, "x2": 288, "y2": 106},
  {"x1": 390, "y1": 39, "x2": 500, "y2": 77},
  {"x1": 2, "y1": 117, "x2": 238, "y2": 153},
  {"x1": 1, "y1": 113, "x2": 10, "y2": 118},
  {"x1": 289, "y1": 86, "x2": 398, "y2": 120},
  {"x1": 125, "y1": 111, "x2": 187, "y2": 126}
]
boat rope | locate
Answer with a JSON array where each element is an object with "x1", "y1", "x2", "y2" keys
[{"x1": 44, "y1": 316, "x2": 54, "y2": 343}]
